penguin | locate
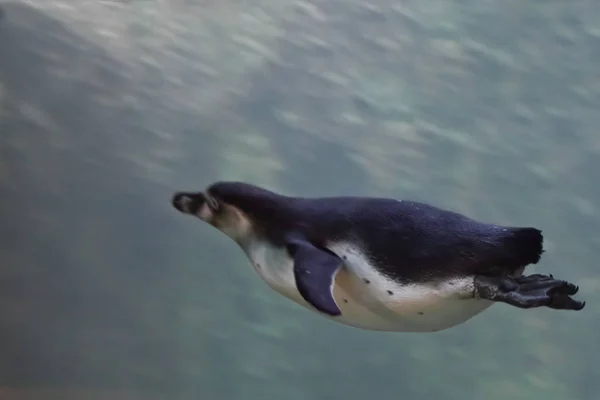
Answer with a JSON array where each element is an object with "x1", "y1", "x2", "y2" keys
[{"x1": 171, "y1": 181, "x2": 585, "y2": 332}]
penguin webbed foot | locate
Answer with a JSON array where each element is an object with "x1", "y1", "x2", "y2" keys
[{"x1": 475, "y1": 274, "x2": 585, "y2": 311}]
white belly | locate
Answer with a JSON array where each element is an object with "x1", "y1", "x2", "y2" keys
[{"x1": 243, "y1": 241, "x2": 494, "y2": 332}]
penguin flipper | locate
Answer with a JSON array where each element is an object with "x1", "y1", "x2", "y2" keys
[{"x1": 286, "y1": 239, "x2": 343, "y2": 316}]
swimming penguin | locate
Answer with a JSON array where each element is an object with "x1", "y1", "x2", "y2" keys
[{"x1": 171, "y1": 181, "x2": 585, "y2": 332}]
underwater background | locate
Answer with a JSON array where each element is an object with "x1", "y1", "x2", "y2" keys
[{"x1": 0, "y1": 0, "x2": 599, "y2": 399}]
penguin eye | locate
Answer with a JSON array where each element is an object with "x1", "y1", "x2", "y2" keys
[{"x1": 206, "y1": 196, "x2": 220, "y2": 211}]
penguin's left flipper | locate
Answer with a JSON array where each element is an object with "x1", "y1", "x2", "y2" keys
[{"x1": 286, "y1": 239, "x2": 343, "y2": 316}]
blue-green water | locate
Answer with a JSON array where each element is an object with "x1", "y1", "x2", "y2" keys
[{"x1": 0, "y1": 1, "x2": 599, "y2": 399}]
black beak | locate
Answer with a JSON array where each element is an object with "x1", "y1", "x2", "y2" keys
[{"x1": 172, "y1": 192, "x2": 205, "y2": 215}]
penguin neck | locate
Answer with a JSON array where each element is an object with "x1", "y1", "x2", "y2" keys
[
  {"x1": 235, "y1": 229, "x2": 278, "y2": 253},
  {"x1": 217, "y1": 216, "x2": 267, "y2": 251},
  {"x1": 234, "y1": 233, "x2": 256, "y2": 251},
  {"x1": 230, "y1": 199, "x2": 306, "y2": 249}
]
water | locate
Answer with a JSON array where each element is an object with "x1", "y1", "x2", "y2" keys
[{"x1": 0, "y1": 1, "x2": 599, "y2": 399}]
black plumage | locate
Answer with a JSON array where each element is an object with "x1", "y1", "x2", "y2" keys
[{"x1": 207, "y1": 181, "x2": 543, "y2": 284}]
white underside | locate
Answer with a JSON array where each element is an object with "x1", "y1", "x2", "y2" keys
[{"x1": 242, "y1": 240, "x2": 494, "y2": 332}]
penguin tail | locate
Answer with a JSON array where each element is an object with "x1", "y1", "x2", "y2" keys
[{"x1": 501, "y1": 227, "x2": 544, "y2": 266}]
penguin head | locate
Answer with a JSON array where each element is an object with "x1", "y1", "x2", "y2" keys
[{"x1": 172, "y1": 183, "x2": 256, "y2": 241}]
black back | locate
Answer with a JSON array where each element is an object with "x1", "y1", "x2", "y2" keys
[{"x1": 208, "y1": 182, "x2": 543, "y2": 283}]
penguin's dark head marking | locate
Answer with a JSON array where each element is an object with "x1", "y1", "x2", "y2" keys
[
  {"x1": 172, "y1": 183, "x2": 257, "y2": 241},
  {"x1": 172, "y1": 192, "x2": 207, "y2": 216},
  {"x1": 173, "y1": 181, "x2": 298, "y2": 245}
]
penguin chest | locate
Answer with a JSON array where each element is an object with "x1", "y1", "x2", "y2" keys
[{"x1": 244, "y1": 242, "x2": 307, "y2": 305}]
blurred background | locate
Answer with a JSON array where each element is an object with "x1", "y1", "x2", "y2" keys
[{"x1": 0, "y1": 0, "x2": 599, "y2": 399}]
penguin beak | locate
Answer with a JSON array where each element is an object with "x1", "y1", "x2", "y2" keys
[{"x1": 172, "y1": 192, "x2": 205, "y2": 215}]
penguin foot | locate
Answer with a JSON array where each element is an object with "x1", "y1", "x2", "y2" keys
[
  {"x1": 474, "y1": 274, "x2": 585, "y2": 311},
  {"x1": 513, "y1": 273, "x2": 554, "y2": 283}
]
